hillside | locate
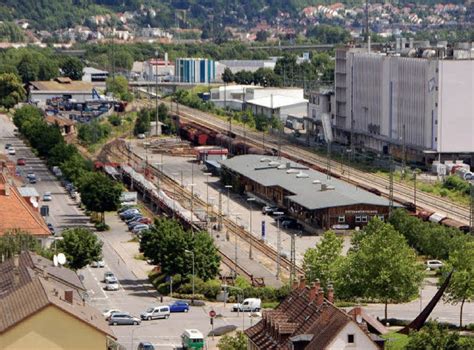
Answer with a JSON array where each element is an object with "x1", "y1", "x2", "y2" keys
[{"x1": 0, "y1": 0, "x2": 468, "y2": 30}]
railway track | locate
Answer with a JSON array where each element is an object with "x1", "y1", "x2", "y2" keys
[
  {"x1": 105, "y1": 139, "x2": 303, "y2": 280},
  {"x1": 166, "y1": 102, "x2": 470, "y2": 224}
]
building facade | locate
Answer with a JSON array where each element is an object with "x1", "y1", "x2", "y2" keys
[
  {"x1": 334, "y1": 46, "x2": 474, "y2": 162},
  {"x1": 175, "y1": 58, "x2": 216, "y2": 83}
]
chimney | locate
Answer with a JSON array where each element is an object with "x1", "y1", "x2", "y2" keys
[
  {"x1": 292, "y1": 278, "x2": 299, "y2": 290},
  {"x1": 327, "y1": 284, "x2": 334, "y2": 304},
  {"x1": 64, "y1": 290, "x2": 74, "y2": 304},
  {"x1": 298, "y1": 276, "x2": 306, "y2": 290},
  {"x1": 409, "y1": 37, "x2": 414, "y2": 49},
  {"x1": 316, "y1": 290, "x2": 324, "y2": 306},
  {"x1": 352, "y1": 306, "x2": 362, "y2": 322},
  {"x1": 13, "y1": 254, "x2": 20, "y2": 286},
  {"x1": 396, "y1": 37, "x2": 401, "y2": 52},
  {"x1": 309, "y1": 279, "x2": 321, "y2": 302}
]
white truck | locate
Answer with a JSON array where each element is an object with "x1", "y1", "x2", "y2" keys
[{"x1": 231, "y1": 298, "x2": 261, "y2": 312}]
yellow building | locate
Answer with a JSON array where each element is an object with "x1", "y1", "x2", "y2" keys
[{"x1": 0, "y1": 255, "x2": 116, "y2": 350}]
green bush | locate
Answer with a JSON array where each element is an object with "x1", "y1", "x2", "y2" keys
[
  {"x1": 94, "y1": 222, "x2": 110, "y2": 231},
  {"x1": 169, "y1": 293, "x2": 206, "y2": 301},
  {"x1": 442, "y1": 175, "x2": 470, "y2": 195},
  {"x1": 108, "y1": 114, "x2": 122, "y2": 126}
]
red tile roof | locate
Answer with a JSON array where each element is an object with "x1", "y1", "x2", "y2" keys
[
  {"x1": 0, "y1": 173, "x2": 50, "y2": 237},
  {"x1": 245, "y1": 282, "x2": 381, "y2": 349}
]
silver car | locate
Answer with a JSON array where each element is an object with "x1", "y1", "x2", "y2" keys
[
  {"x1": 108, "y1": 313, "x2": 141, "y2": 325},
  {"x1": 105, "y1": 278, "x2": 119, "y2": 291}
]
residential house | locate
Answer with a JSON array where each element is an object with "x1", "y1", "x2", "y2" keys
[
  {"x1": 245, "y1": 278, "x2": 385, "y2": 349},
  {"x1": 45, "y1": 115, "x2": 76, "y2": 136},
  {"x1": 0, "y1": 252, "x2": 115, "y2": 350}
]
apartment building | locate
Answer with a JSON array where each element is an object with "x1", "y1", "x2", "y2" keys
[{"x1": 333, "y1": 44, "x2": 473, "y2": 162}]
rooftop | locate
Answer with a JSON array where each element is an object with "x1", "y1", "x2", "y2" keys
[
  {"x1": 220, "y1": 155, "x2": 391, "y2": 210},
  {"x1": 246, "y1": 95, "x2": 308, "y2": 109},
  {"x1": 0, "y1": 173, "x2": 50, "y2": 237},
  {"x1": 83, "y1": 67, "x2": 109, "y2": 74},
  {"x1": 17, "y1": 186, "x2": 40, "y2": 198},
  {"x1": 30, "y1": 77, "x2": 93, "y2": 92},
  {"x1": 0, "y1": 274, "x2": 114, "y2": 338}
]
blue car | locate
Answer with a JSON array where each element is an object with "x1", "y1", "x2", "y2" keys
[{"x1": 169, "y1": 301, "x2": 189, "y2": 313}]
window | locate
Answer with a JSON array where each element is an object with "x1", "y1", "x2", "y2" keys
[
  {"x1": 361, "y1": 216, "x2": 368, "y2": 223},
  {"x1": 355, "y1": 215, "x2": 362, "y2": 223},
  {"x1": 338, "y1": 216, "x2": 346, "y2": 223},
  {"x1": 378, "y1": 215, "x2": 385, "y2": 221},
  {"x1": 347, "y1": 334, "x2": 355, "y2": 343}
]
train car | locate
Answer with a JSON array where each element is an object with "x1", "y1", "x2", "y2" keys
[
  {"x1": 401, "y1": 201, "x2": 417, "y2": 212},
  {"x1": 247, "y1": 147, "x2": 265, "y2": 155},
  {"x1": 440, "y1": 218, "x2": 470, "y2": 233},
  {"x1": 417, "y1": 210, "x2": 433, "y2": 221}
]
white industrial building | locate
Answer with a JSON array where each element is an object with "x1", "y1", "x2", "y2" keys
[
  {"x1": 29, "y1": 77, "x2": 94, "y2": 105},
  {"x1": 82, "y1": 67, "x2": 109, "y2": 82},
  {"x1": 246, "y1": 94, "x2": 308, "y2": 121},
  {"x1": 333, "y1": 44, "x2": 474, "y2": 162}
]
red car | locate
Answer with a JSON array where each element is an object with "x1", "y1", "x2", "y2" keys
[
  {"x1": 138, "y1": 217, "x2": 152, "y2": 225},
  {"x1": 17, "y1": 158, "x2": 26, "y2": 166}
]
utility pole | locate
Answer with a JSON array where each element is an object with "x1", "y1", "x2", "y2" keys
[
  {"x1": 274, "y1": 211, "x2": 284, "y2": 279},
  {"x1": 155, "y1": 51, "x2": 159, "y2": 137},
  {"x1": 290, "y1": 233, "x2": 296, "y2": 285},
  {"x1": 389, "y1": 152, "x2": 394, "y2": 218},
  {"x1": 326, "y1": 141, "x2": 331, "y2": 180},
  {"x1": 247, "y1": 198, "x2": 255, "y2": 260},
  {"x1": 470, "y1": 181, "x2": 474, "y2": 235},
  {"x1": 218, "y1": 191, "x2": 223, "y2": 232},
  {"x1": 402, "y1": 124, "x2": 406, "y2": 179},
  {"x1": 364, "y1": 0, "x2": 369, "y2": 43}
]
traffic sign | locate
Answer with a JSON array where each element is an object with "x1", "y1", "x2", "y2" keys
[{"x1": 209, "y1": 310, "x2": 216, "y2": 318}]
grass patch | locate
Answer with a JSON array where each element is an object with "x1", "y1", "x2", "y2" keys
[
  {"x1": 262, "y1": 302, "x2": 279, "y2": 309},
  {"x1": 134, "y1": 253, "x2": 146, "y2": 261},
  {"x1": 382, "y1": 332, "x2": 409, "y2": 350}
]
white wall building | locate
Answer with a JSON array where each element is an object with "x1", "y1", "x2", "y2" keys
[
  {"x1": 29, "y1": 77, "x2": 94, "y2": 105},
  {"x1": 334, "y1": 46, "x2": 474, "y2": 161},
  {"x1": 246, "y1": 94, "x2": 308, "y2": 121},
  {"x1": 82, "y1": 67, "x2": 109, "y2": 82}
]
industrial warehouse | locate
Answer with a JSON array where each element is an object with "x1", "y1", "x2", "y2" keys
[{"x1": 220, "y1": 154, "x2": 393, "y2": 230}]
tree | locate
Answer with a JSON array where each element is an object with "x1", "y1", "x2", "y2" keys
[
  {"x1": 303, "y1": 230, "x2": 344, "y2": 289},
  {"x1": 106, "y1": 75, "x2": 132, "y2": 101},
  {"x1": 61, "y1": 56, "x2": 84, "y2": 80},
  {"x1": 234, "y1": 70, "x2": 254, "y2": 85},
  {"x1": 443, "y1": 242, "x2": 474, "y2": 327},
  {"x1": 78, "y1": 172, "x2": 122, "y2": 223},
  {"x1": 17, "y1": 53, "x2": 39, "y2": 83},
  {"x1": 339, "y1": 217, "x2": 423, "y2": 319},
  {"x1": 253, "y1": 67, "x2": 282, "y2": 87},
  {"x1": 306, "y1": 24, "x2": 350, "y2": 44},
  {"x1": 158, "y1": 103, "x2": 169, "y2": 122},
  {"x1": 134, "y1": 108, "x2": 151, "y2": 135},
  {"x1": 256, "y1": 30, "x2": 269, "y2": 42},
  {"x1": 38, "y1": 59, "x2": 59, "y2": 81},
  {"x1": 0, "y1": 231, "x2": 42, "y2": 259},
  {"x1": 47, "y1": 142, "x2": 78, "y2": 167},
  {"x1": 56, "y1": 228, "x2": 103, "y2": 270},
  {"x1": 0, "y1": 73, "x2": 26, "y2": 108},
  {"x1": 13, "y1": 105, "x2": 43, "y2": 129},
  {"x1": 406, "y1": 322, "x2": 474, "y2": 350},
  {"x1": 217, "y1": 331, "x2": 247, "y2": 350},
  {"x1": 140, "y1": 218, "x2": 220, "y2": 281},
  {"x1": 222, "y1": 67, "x2": 234, "y2": 83}
]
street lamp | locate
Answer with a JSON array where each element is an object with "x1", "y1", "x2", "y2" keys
[
  {"x1": 185, "y1": 249, "x2": 195, "y2": 303},
  {"x1": 225, "y1": 185, "x2": 232, "y2": 217},
  {"x1": 273, "y1": 211, "x2": 284, "y2": 279},
  {"x1": 247, "y1": 197, "x2": 256, "y2": 260},
  {"x1": 233, "y1": 214, "x2": 241, "y2": 279}
]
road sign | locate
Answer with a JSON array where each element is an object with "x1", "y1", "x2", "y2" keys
[{"x1": 209, "y1": 310, "x2": 216, "y2": 318}]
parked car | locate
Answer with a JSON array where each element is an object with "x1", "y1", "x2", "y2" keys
[
  {"x1": 140, "y1": 306, "x2": 170, "y2": 320},
  {"x1": 16, "y1": 158, "x2": 26, "y2": 166},
  {"x1": 103, "y1": 271, "x2": 115, "y2": 283},
  {"x1": 137, "y1": 342, "x2": 155, "y2": 350},
  {"x1": 91, "y1": 260, "x2": 105, "y2": 268},
  {"x1": 281, "y1": 219, "x2": 303, "y2": 230},
  {"x1": 109, "y1": 313, "x2": 141, "y2": 326},
  {"x1": 426, "y1": 260, "x2": 444, "y2": 270},
  {"x1": 8, "y1": 147, "x2": 15, "y2": 155},
  {"x1": 103, "y1": 309, "x2": 122, "y2": 320},
  {"x1": 120, "y1": 209, "x2": 140, "y2": 219},
  {"x1": 105, "y1": 277, "x2": 119, "y2": 291},
  {"x1": 128, "y1": 218, "x2": 152, "y2": 229},
  {"x1": 27, "y1": 172, "x2": 37, "y2": 184},
  {"x1": 262, "y1": 206, "x2": 281, "y2": 215},
  {"x1": 125, "y1": 214, "x2": 143, "y2": 224},
  {"x1": 137, "y1": 133, "x2": 146, "y2": 139},
  {"x1": 47, "y1": 223, "x2": 55, "y2": 235},
  {"x1": 4, "y1": 143, "x2": 12, "y2": 149},
  {"x1": 132, "y1": 224, "x2": 149, "y2": 234},
  {"x1": 128, "y1": 221, "x2": 146, "y2": 230},
  {"x1": 118, "y1": 205, "x2": 137, "y2": 214},
  {"x1": 169, "y1": 301, "x2": 189, "y2": 313},
  {"x1": 232, "y1": 298, "x2": 261, "y2": 312},
  {"x1": 43, "y1": 192, "x2": 52, "y2": 201}
]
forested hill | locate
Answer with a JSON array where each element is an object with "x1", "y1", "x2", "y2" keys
[{"x1": 0, "y1": 0, "x2": 468, "y2": 30}]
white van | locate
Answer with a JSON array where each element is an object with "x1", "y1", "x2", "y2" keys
[
  {"x1": 140, "y1": 305, "x2": 170, "y2": 320},
  {"x1": 232, "y1": 298, "x2": 261, "y2": 312}
]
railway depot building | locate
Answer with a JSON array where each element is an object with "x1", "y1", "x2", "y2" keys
[{"x1": 220, "y1": 155, "x2": 392, "y2": 230}]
